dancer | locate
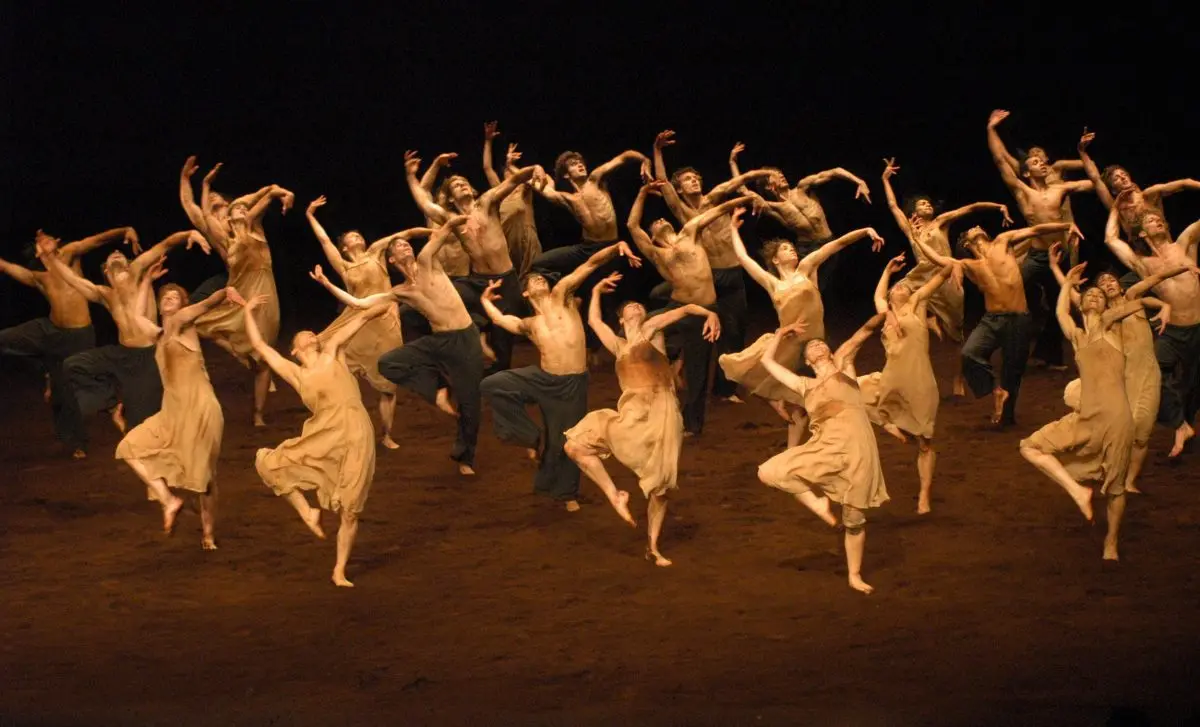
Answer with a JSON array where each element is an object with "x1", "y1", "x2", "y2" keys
[
  {"x1": 718, "y1": 208, "x2": 885, "y2": 446},
  {"x1": 116, "y1": 263, "x2": 230, "y2": 549},
  {"x1": 480, "y1": 241, "x2": 642, "y2": 510},
  {"x1": 1019, "y1": 263, "x2": 1141, "y2": 561},
  {"x1": 987, "y1": 110, "x2": 1095, "y2": 370},
  {"x1": 565, "y1": 272, "x2": 719, "y2": 566},
  {"x1": 41, "y1": 231, "x2": 210, "y2": 445},
  {"x1": 880, "y1": 157, "x2": 1011, "y2": 393},
  {"x1": 1102, "y1": 203, "x2": 1200, "y2": 456},
  {"x1": 234, "y1": 292, "x2": 383, "y2": 587},
  {"x1": 307, "y1": 195, "x2": 430, "y2": 449},
  {"x1": 858, "y1": 255, "x2": 953, "y2": 514},
  {"x1": 758, "y1": 314, "x2": 890, "y2": 594},
  {"x1": 406, "y1": 149, "x2": 537, "y2": 373},
  {"x1": 627, "y1": 181, "x2": 754, "y2": 436},
  {"x1": 188, "y1": 173, "x2": 294, "y2": 426},
  {"x1": 483, "y1": 121, "x2": 542, "y2": 278},
  {"x1": 311, "y1": 217, "x2": 483, "y2": 476},
  {"x1": 0, "y1": 226, "x2": 139, "y2": 457},
  {"x1": 991, "y1": 128, "x2": 1086, "y2": 261},
  {"x1": 1077, "y1": 129, "x2": 1200, "y2": 238},
  {"x1": 913, "y1": 220, "x2": 1079, "y2": 425},
  {"x1": 651, "y1": 129, "x2": 774, "y2": 403},
  {"x1": 1049, "y1": 242, "x2": 1194, "y2": 492},
  {"x1": 728, "y1": 142, "x2": 871, "y2": 294}
]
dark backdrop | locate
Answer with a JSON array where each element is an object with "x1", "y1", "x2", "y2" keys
[{"x1": 3, "y1": 2, "x2": 1196, "y2": 341}]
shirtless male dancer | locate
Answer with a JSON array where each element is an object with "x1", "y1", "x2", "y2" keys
[
  {"x1": 628, "y1": 180, "x2": 753, "y2": 435},
  {"x1": 915, "y1": 220, "x2": 1080, "y2": 425},
  {"x1": 480, "y1": 241, "x2": 642, "y2": 510},
  {"x1": 0, "y1": 226, "x2": 139, "y2": 457},
  {"x1": 406, "y1": 149, "x2": 536, "y2": 374},
  {"x1": 1103, "y1": 202, "x2": 1200, "y2": 456},
  {"x1": 651, "y1": 129, "x2": 775, "y2": 403},
  {"x1": 42, "y1": 231, "x2": 211, "y2": 447},
  {"x1": 729, "y1": 142, "x2": 872, "y2": 296},
  {"x1": 311, "y1": 217, "x2": 484, "y2": 475},
  {"x1": 987, "y1": 110, "x2": 1095, "y2": 370}
]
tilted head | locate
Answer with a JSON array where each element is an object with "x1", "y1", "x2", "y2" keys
[
  {"x1": 521, "y1": 272, "x2": 551, "y2": 299},
  {"x1": 1102, "y1": 165, "x2": 1136, "y2": 195},
  {"x1": 439, "y1": 175, "x2": 478, "y2": 206},
  {"x1": 208, "y1": 192, "x2": 230, "y2": 218},
  {"x1": 762, "y1": 167, "x2": 789, "y2": 195},
  {"x1": 617, "y1": 300, "x2": 646, "y2": 334},
  {"x1": 649, "y1": 218, "x2": 675, "y2": 243},
  {"x1": 34, "y1": 229, "x2": 61, "y2": 255},
  {"x1": 887, "y1": 280, "x2": 915, "y2": 309},
  {"x1": 1095, "y1": 271, "x2": 1123, "y2": 300},
  {"x1": 555, "y1": 151, "x2": 587, "y2": 182},
  {"x1": 761, "y1": 238, "x2": 798, "y2": 274},
  {"x1": 1020, "y1": 153, "x2": 1050, "y2": 181},
  {"x1": 157, "y1": 283, "x2": 189, "y2": 316},
  {"x1": 103, "y1": 250, "x2": 132, "y2": 282},
  {"x1": 229, "y1": 201, "x2": 250, "y2": 224},
  {"x1": 388, "y1": 239, "x2": 416, "y2": 269},
  {"x1": 956, "y1": 226, "x2": 991, "y2": 258},
  {"x1": 339, "y1": 230, "x2": 367, "y2": 256},
  {"x1": 904, "y1": 195, "x2": 936, "y2": 220},
  {"x1": 803, "y1": 338, "x2": 832, "y2": 367},
  {"x1": 671, "y1": 167, "x2": 703, "y2": 196},
  {"x1": 290, "y1": 330, "x2": 321, "y2": 359},
  {"x1": 1026, "y1": 146, "x2": 1050, "y2": 164},
  {"x1": 1080, "y1": 284, "x2": 1109, "y2": 314},
  {"x1": 1134, "y1": 210, "x2": 1169, "y2": 242}
]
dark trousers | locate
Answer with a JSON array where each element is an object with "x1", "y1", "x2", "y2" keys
[
  {"x1": 377, "y1": 325, "x2": 483, "y2": 466},
  {"x1": 190, "y1": 273, "x2": 229, "y2": 303},
  {"x1": 64, "y1": 343, "x2": 163, "y2": 443},
  {"x1": 649, "y1": 269, "x2": 747, "y2": 398},
  {"x1": 651, "y1": 299, "x2": 715, "y2": 434},
  {"x1": 532, "y1": 241, "x2": 616, "y2": 350},
  {"x1": 481, "y1": 366, "x2": 588, "y2": 500},
  {"x1": 1021, "y1": 249, "x2": 1064, "y2": 366},
  {"x1": 0, "y1": 318, "x2": 94, "y2": 450},
  {"x1": 961, "y1": 311, "x2": 1031, "y2": 425},
  {"x1": 454, "y1": 269, "x2": 522, "y2": 375},
  {"x1": 1155, "y1": 322, "x2": 1200, "y2": 429}
]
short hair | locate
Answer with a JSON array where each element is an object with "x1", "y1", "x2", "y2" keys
[
  {"x1": 955, "y1": 228, "x2": 987, "y2": 257},
  {"x1": 1101, "y1": 165, "x2": 1131, "y2": 194},
  {"x1": 555, "y1": 151, "x2": 585, "y2": 181},
  {"x1": 902, "y1": 194, "x2": 937, "y2": 217},
  {"x1": 157, "y1": 283, "x2": 190, "y2": 307},
  {"x1": 617, "y1": 299, "x2": 643, "y2": 318},
  {"x1": 438, "y1": 174, "x2": 477, "y2": 202},
  {"x1": 520, "y1": 272, "x2": 549, "y2": 292},
  {"x1": 1080, "y1": 283, "x2": 1109, "y2": 308},
  {"x1": 338, "y1": 230, "x2": 365, "y2": 249},
  {"x1": 670, "y1": 166, "x2": 702, "y2": 192},
  {"x1": 757, "y1": 167, "x2": 785, "y2": 194},
  {"x1": 1094, "y1": 269, "x2": 1123, "y2": 288},
  {"x1": 760, "y1": 238, "x2": 789, "y2": 273},
  {"x1": 1132, "y1": 210, "x2": 1169, "y2": 241},
  {"x1": 1017, "y1": 151, "x2": 1032, "y2": 176}
]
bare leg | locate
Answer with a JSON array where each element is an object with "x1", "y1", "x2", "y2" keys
[
  {"x1": 786, "y1": 408, "x2": 809, "y2": 449},
  {"x1": 845, "y1": 528, "x2": 873, "y2": 594},
  {"x1": 646, "y1": 493, "x2": 671, "y2": 566},
  {"x1": 435, "y1": 387, "x2": 458, "y2": 417},
  {"x1": 565, "y1": 440, "x2": 636, "y2": 527},
  {"x1": 43, "y1": 373, "x2": 51, "y2": 404},
  {"x1": 1169, "y1": 421, "x2": 1194, "y2": 458},
  {"x1": 990, "y1": 387, "x2": 1009, "y2": 424},
  {"x1": 284, "y1": 490, "x2": 326, "y2": 539},
  {"x1": 199, "y1": 482, "x2": 218, "y2": 550},
  {"x1": 253, "y1": 361, "x2": 271, "y2": 427},
  {"x1": 793, "y1": 490, "x2": 838, "y2": 527},
  {"x1": 1103, "y1": 493, "x2": 1125, "y2": 561},
  {"x1": 916, "y1": 437, "x2": 936, "y2": 514},
  {"x1": 952, "y1": 373, "x2": 967, "y2": 398},
  {"x1": 1019, "y1": 445, "x2": 1093, "y2": 521},
  {"x1": 333, "y1": 510, "x2": 359, "y2": 587},
  {"x1": 111, "y1": 403, "x2": 127, "y2": 433},
  {"x1": 882, "y1": 422, "x2": 908, "y2": 444},
  {"x1": 1125, "y1": 442, "x2": 1149, "y2": 494},
  {"x1": 378, "y1": 393, "x2": 399, "y2": 450},
  {"x1": 124, "y1": 458, "x2": 182, "y2": 533},
  {"x1": 769, "y1": 399, "x2": 791, "y2": 423}
]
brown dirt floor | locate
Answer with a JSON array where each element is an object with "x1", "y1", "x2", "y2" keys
[{"x1": 3, "y1": 317, "x2": 1199, "y2": 727}]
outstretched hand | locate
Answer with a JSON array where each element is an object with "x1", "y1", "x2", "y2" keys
[
  {"x1": 1068, "y1": 224, "x2": 1085, "y2": 242},
  {"x1": 403, "y1": 150, "x2": 422, "y2": 175},
  {"x1": 1078, "y1": 127, "x2": 1095, "y2": 154},
  {"x1": 307, "y1": 195, "x2": 327, "y2": 215},
  {"x1": 641, "y1": 179, "x2": 667, "y2": 196},
  {"x1": 654, "y1": 129, "x2": 676, "y2": 150},
  {"x1": 867, "y1": 228, "x2": 885, "y2": 252},
  {"x1": 1048, "y1": 241, "x2": 1063, "y2": 269},
  {"x1": 309, "y1": 264, "x2": 329, "y2": 286},
  {"x1": 640, "y1": 159, "x2": 653, "y2": 184},
  {"x1": 882, "y1": 157, "x2": 900, "y2": 180},
  {"x1": 616, "y1": 241, "x2": 642, "y2": 268},
  {"x1": 1150, "y1": 305, "x2": 1172, "y2": 336},
  {"x1": 481, "y1": 279, "x2": 503, "y2": 304},
  {"x1": 484, "y1": 121, "x2": 500, "y2": 140},
  {"x1": 731, "y1": 206, "x2": 746, "y2": 229},
  {"x1": 182, "y1": 156, "x2": 199, "y2": 179},
  {"x1": 988, "y1": 109, "x2": 1010, "y2": 129},
  {"x1": 1000, "y1": 205, "x2": 1013, "y2": 227},
  {"x1": 203, "y1": 162, "x2": 223, "y2": 185},
  {"x1": 433, "y1": 152, "x2": 458, "y2": 168},
  {"x1": 147, "y1": 257, "x2": 169, "y2": 281},
  {"x1": 506, "y1": 143, "x2": 521, "y2": 166},
  {"x1": 855, "y1": 180, "x2": 872, "y2": 204},
  {"x1": 702, "y1": 312, "x2": 721, "y2": 342},
  {"x1": 1065, "y1": 262, "x2": 1088, "y2": 287},
  {"x1": 885, "y1": 253, "x2": 906, "y2": 274},
  {"x1": 594, "y1": 272, "x2": 622, "y2": 295},
  {"x1": 730, "y1": 142, "x2": 745, "y2": 164},
  {"x1": 243, "y1": 294, "x2": 269, "y2": 311},
  {"x1": 778, "y1": 321, "x2": 808, "y2": 339},
  {"x1": 186, "y1": 230, "x2": 210, "y2": 255},
  {"x1": 123, "y1": 228, "x2": 142, "y2": 255},
  {"x1": 226, "y1": 288, "x2": 247, "y2": 307}
]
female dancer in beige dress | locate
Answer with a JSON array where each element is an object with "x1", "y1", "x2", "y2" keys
[
  {"x1": 718, "y1": 207, "x2": 884, "y2": 446},
  {"x1": 1048, "y1": 242, "x2": 1196, "y2": 493},
  {"x1": 193, "y1": 182, "x2": 293, "y2": 427},
  {"x1": 484, "y1": 122, "x2": 541, "y2": 277},
  {"x1": 1019, "y1": 264, "x2": 1143, "y2": 561},
  {"x1": 306, "y1": 195, "x2": 433, "y2": 450},
  {"x1": 116, "y1": 263, "x2": 232, "y2": 549},
  {"x1": 564, "y1": 272, "x2": 720, "y2": 567},
  {"x1": 235, "y1": 292, "x2": 387, "y2": 587},
  {"x1": 857, "y1": 255, "x2": 953, "y2": 514},
  {"x1": 759, "y1": 314, "x2": 890, "y2": 593}
]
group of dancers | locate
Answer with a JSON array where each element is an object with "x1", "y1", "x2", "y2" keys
[{"x1": 2, "y1": 113, "x2": 1198, "y2": 592}]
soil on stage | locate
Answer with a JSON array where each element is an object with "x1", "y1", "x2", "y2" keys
[{"x1": 3, "y1": 315, "x2": 1199, "y2": 726}]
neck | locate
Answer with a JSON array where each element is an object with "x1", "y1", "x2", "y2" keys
[
  {"x1": 1029, "y1": 176, "x2": 1049, "y2": 190},
  {"x1": 812, "y1": 359, "x2": 835, "y2": 376},
  {"x1": 779, "y1": 262, "x2": 801, "y2": 277},
  {"x1": 684, "y1": 191, "x2": 703, "y2": 205}
]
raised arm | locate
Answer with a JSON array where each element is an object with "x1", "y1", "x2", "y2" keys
[
  {"x1": 172, "y1": 287, "x2": 232, "y2": 328},
  {"x1": 480, "y1": 280, "x2": 528, "y2": 336},
  {"x1": 880, "y1": 158, "x2": 912, "y2": 237},
  {"x1": 1076, "y1": 129, "x2": 1114, "y2": 210},
  {"x1": 995, "y1": 222, "x2": 1074, "y2": 257},
  {"x1": 1176, "y1": 218, "x2": 1200, "y2": 260},
  {"x1": 1127, "y1": 262, "x2": 1200, "y2": 299},
  {"x1": 800, "y1": 227, "x2": 885, "y2": 272},
  {"x1": 727, "y1": 208, "x2": 776, "y2": 292},
  {"x1": 1143, "y1": 179, "x2": 1200, "y2": 199},
  {"x1": 627, "y1": 183, "x2": 661, "y2": 259},
  {"x1": 1056, "y1": 265, "x2": 1084, "y2": 342},
  {"x1": 874, "y1": 255, "x2": 906, "y2": 314},
  {"x1": 179, "y1": 156, "x2": 211, "y2": 235},
  {"x1": 247, "y1": 185, "x2": 294, "y2": 225},
  {"x1": 309, "y1": 265, "x2": 396, "y2": 310},
  {"x1": 305, "y1": 196, "x2": 347, "y2": 276},
  {"x1": 1046, "y1": 242, "x2": 1082, "y2": 309},
  {"x1": 642, "y1": 303, "x2": 721, "y2": 342},
  {"x1": 760, "y1": 326, "x2": 809, "y2": 395},
  {"x1": 651, "y1": 130, "x2": 694, "y2": 224},
  {"x1": 323, "y1": 303, "x2": 392, "y2": 354},
  {"x1": 796, "y1": 167, "x2": 871, "y2": 202},
  {"x1": 679, "y1": 195, "x2": 753, "y2": 238},
  {"x1": 707, "y1": 169, "x2": 775, "y2": 202},
  {"x1": 1103, "y1": 204, "x2": 1144, "y2": 273},
  {"x1": 910, "y1": 264, "x2": 954, "y2": 306},
  {"x1": 833, "y1": 312, "x2": 887, "y2": 376},
  {"x1": 934, "y1": 202, "x2": 1011, "y2": 228},
  {"x1": 557, "y1": 241, "x2": 642, "y2": 296},
  {"x1": 366, "y1": 226, "x2": 433, "y2": 260},
  {"x1": 587, "y1": 273, "x2": 624, "y2": 356},
  {"x1": 405, "y1": 151, "x2": 451, "y2": 224},
  {"x1": 532, "y1": 172, "x2": 572, "y2": 210},
  {"x1": 237, "y1": 294, "x2": 301, "y2": 389},
  {"x1": 39, "y1": 250, "x2": 106, "y2": 303},
  {"x1": 0, "y1": 258, "x2": 41, "y2": 288},
  {"x1": 482, "y1": 165, "x2": 537, "y2": 211},
  {"x1": 416, "y1": 216, "x2": 469, "y2": 270},
  {"x1": 589, "y1": 149, "x2": 651, "y2": 184},
  {"x1": 482, "y1": 122, "x2": 503, "y2": 188},
  {"x1": 133, "y1": 231, "x2": 208, "y2": 275},
  {"x1": 58, "y1": 226, "x2": 139, "y2": 260},
  {"x1": 987, "y1": 110, "x2": 1027, "y2": 194}
]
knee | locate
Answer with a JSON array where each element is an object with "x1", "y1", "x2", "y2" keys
[
  {"x1": 1018, "y1": 444, "x2": 1039, "y2": 463},
  {"x1": 756, "y1": 462, "x2": 777, "y2": 486},
  {"x1": 842, "y1": 506, "x2": 866, "y2": 534},
  {"x1": 341, "y1": 510, "x2": 359, "y2": 525},
  {"x1": 917, "y1": 437, "x2": 933, "y2": 454}
]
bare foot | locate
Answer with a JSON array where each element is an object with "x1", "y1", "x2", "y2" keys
[
  {"x1": 458, "y1": 463, "x2": 476, "y2": 476},
  {"x1": 917, "y1": 496, "x2": 932, "y2": 515},
  {"x1": 111, "y1": 404, "x2": 127, "y2": 433},
  {"x1": 1169, "y1": 421, "x2": 1194, "y2": 458},
  {"x1": 646, "y1": 549, "x2": 672, "y2": 567},
  {"x1": 332, "y1": 572, "x2": 355, "y2": 588},
  {"x1": 480, "y1": 334, "x2": 496, "y2": 363},
  {"x1": 1069, "y1": 485, "x2": 1095, "y2": 522},
  {"x1": 201, "y1": 537, "x2": 218, "y2": 551},
  {"x1": 162, "y1": 495, "x2": 184, "y2": 534},
  {"x1": 72, "y1": 449, "x2": 87, "y2": 460},
  {"x1": 436, "y1": 388, "x2": 459, "y2": 417},
  {"x1": 302, "y1": 509, "x2": 327, "y2": 540},
  {"x1": 526, "y1": 447, "x2": 539, "y2": 461},
  {"x1": 43, "y1": 375, "x2": 52, "y2": 404},
  {"x1": 613, "y1": 490, "x2": 637, "y2": 528},
  {"x1": 769, "y1": 399, "x2": 792, "y2": 423},
  {"x1": 1124, "y1": 485, "x2": 1143, "y2": 495},
  {"x1": 990, "y1": 387, "x2": 1009, "y2": 424},
  {"x1": 268, "y1": 379, "x2": 277, "y2": 393},
  {"x1": 565, "y1": 500, "x2": 580, "y2": 513},
  {"x1": 380, "y1": 434, "x2": 400, "y2": 450},
  {"x1": 1103, "y1": 542, "x2": 1119, "y2": 561},
  {"x1": 926, "y1": 316, "x2": 944, "y2": 340},
  {"x1": 721, "y1": 394, "x2": 745, "y2": 404},
  {"x1": 252, "y1": 413, "x2": 266, "y2": 428},
  {"x1": 816, "y1": 497, "x2": 838, "y2": 527},
  {"x1": 882, "y1": 423, "x2": 908, "y2": 444},
  {"x1": 952, "y1": 375, "x2": 966, "y2": 398},
  {"x1": 848, "y1": 575, "x2": 874, "y2": 594}
]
